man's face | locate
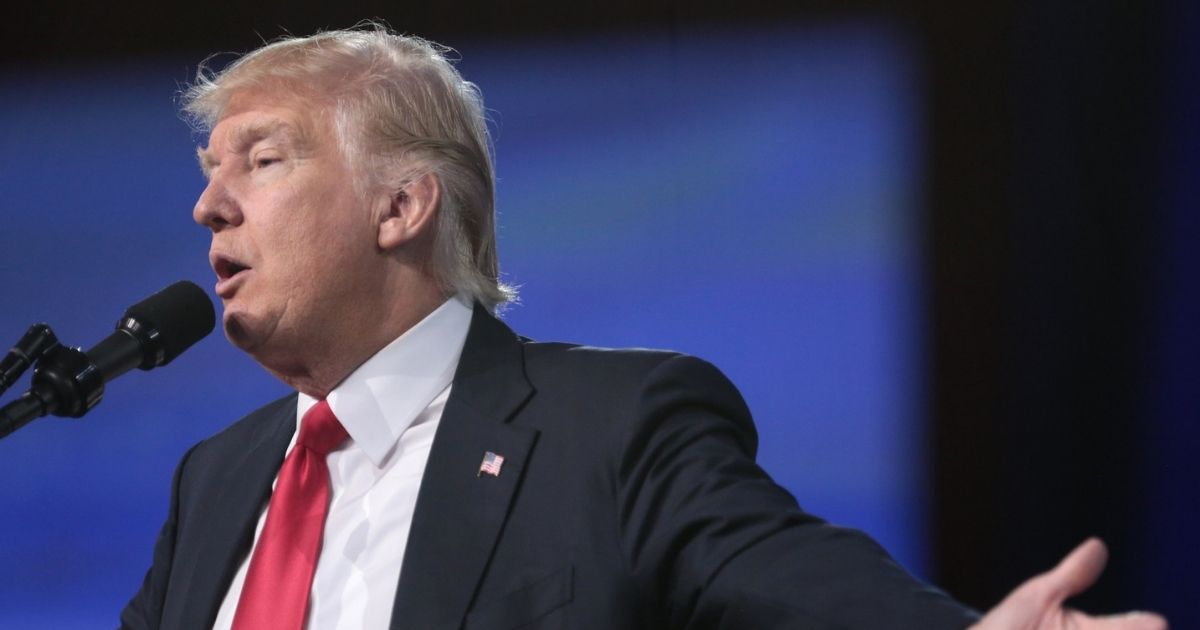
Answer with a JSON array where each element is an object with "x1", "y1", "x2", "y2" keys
[{"x1": 193, "y1": 89, "x2": 388, "y2": 374}]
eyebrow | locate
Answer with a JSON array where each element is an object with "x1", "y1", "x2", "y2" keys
[
  {"x1": 196, "y1": 146, "x2": 217, "y2": 178},
  {"x1": 196, "y1": 119, "x2": 309, "y2": 178}
]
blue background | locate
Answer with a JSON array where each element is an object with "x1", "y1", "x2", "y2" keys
[{"x1": 0, "y1": 24, "x2": 929, "y2": 627}]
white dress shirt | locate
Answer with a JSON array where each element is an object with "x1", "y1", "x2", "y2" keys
[{"x1": 212, "y1": 296, "x2": 474, "y2": 630}]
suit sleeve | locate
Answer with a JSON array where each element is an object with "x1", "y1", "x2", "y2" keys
[
  {"x1": 614, "y1": 354, "x2": 980, "y2": 629},
  {"x1": 118, "y1": 442, "x2": 199, "y2": 630}
]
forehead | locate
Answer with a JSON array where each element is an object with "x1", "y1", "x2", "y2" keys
[
  {"x1": 198, "y1": 90, "x2": 332, "y2": 171},
  {"x1": 215, "y1": 90, "x2": 322, "y2": 140}
]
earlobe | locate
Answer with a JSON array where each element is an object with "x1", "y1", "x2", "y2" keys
[{"x1": 377, "y1": 172, "x2": 440, "y2": 251}]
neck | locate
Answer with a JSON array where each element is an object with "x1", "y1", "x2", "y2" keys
[{"x1": 264, "y1": 279, "x2": 450, "y2": 398}]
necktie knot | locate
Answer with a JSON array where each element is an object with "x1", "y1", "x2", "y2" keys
[{"x1": 298, "y1": 399, "x2": 348, "y2": 455}]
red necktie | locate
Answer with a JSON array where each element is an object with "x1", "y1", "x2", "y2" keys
[{"x1": 232, "y1": 399, "x2": 348, "y2": 630}]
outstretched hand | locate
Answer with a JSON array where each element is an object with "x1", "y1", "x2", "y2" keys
[{"x1": 970, "y1": 538, "x2": 1166, "y2": 630}]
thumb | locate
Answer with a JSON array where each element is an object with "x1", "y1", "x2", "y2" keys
[{"x1": 1043, "y1": 537, "x2": 1109, "y2": 602}]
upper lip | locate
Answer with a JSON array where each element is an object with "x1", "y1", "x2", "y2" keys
[{"x1": 211, "y1": 252, "x2": 251, "y2": 281}]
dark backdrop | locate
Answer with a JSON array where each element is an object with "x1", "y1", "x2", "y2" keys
[{"x1": 2, "y1": 0, "x2": 1194, "y2": 626}]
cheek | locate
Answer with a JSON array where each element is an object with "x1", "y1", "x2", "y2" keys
[
  {"x1": 315, "y1": 193, "x2": 378, "y2": 256},
  {"x1": 255, "y1": 178, "x2": 374, "y2": 285},
  {"x1": 256, "y1": 191, "x2": 327, "y2": 261}
]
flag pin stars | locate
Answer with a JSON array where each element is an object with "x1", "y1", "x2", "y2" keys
[{"x1": 478, "y1": 451, "x2": 505, "y2": 477}]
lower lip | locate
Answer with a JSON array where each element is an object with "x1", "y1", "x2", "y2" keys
[{"x1": 215, "y1": 270, "x2": 250, "y2": 298}]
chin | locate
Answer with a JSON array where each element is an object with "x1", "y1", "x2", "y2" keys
[
  {"x1": 223, "y1": 308, "x2": 277, "y2": 354},
  {"x1": 223, "y1": 313, "x2": 255, "y2": 351},
  {"x1": 222, "y1": 311, "x2": 307, "y2": 379}
]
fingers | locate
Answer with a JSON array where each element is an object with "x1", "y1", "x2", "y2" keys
[
  {"x1": 1044, "y1": 537, "x2": 1109, "y2": 601},
  {"x1": 1070, "y1": 610, "x2": 1168, "y2": 629},
  {"x1": 970, "y1": 540, "x2": 1169, "y2": 630}
]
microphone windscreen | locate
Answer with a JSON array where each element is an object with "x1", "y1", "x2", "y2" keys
[{"x1": 123, "y1": 280, "x2": 216, "y2": 367}]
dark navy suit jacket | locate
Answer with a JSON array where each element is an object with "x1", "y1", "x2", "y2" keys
[{"x1": 120, "y1": 306, "x2": 979, "y2": 629}]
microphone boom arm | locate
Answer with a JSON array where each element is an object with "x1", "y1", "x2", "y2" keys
[{"x1": 0, "y1": 323, "x2": 60, "y2": 397}]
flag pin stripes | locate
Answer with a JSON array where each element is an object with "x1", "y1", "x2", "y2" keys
[{"x1": 478, "y1": 451, "x2": 505, "y2": 477}]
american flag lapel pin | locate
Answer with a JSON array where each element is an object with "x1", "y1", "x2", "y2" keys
[{"x1": 478, "y1": 451, "x2": 505, "y2": 477}]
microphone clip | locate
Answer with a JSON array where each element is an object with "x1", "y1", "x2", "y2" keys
[
  {"x1": 0, "y1": 324, "x2": 107, "y2": 441},
  {"x1": 30, "y1": 343, "x2": 106, "y2": 418}
]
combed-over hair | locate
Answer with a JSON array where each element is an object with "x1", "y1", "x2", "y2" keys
[{"x1": 182, "y1": 24, "x2": 515, "y2": 310}]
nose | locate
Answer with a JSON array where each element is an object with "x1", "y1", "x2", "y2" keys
[{"x1": 193, "y1": 176, "x2": 244, "y2": 231}]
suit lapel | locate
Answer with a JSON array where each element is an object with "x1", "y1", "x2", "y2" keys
[
  {"x1": 390, "y1": 306, "x2": 538, "y2": 630},
  {"x1": 172, "y1": 396, "x2": 296, "y2": 630}
]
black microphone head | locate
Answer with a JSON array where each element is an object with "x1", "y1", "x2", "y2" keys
[{"x1": 121, "y1": 280, "x2": 216, "y2": 369}]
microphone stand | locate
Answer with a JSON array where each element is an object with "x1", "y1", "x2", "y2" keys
[
  {"x1": 0, "y1": 386, "x2": 55, "y2": 440},
  {"x1": 0, "y1": 323, "x2": 58, "y2": 396},
  {"x1": 0, "y1": 325, "x2": 105, "y2": 441}
]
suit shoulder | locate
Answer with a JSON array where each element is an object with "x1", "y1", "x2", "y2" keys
[
  {"x1": 523, "y1": 340, "x2": 680, "y2": 380},
  {"x1": 520, "y1": 339, "x2": 742, "y2": 405},
  {"x1": 524, "y1": 338, "x2": 727, "y2": 371}
]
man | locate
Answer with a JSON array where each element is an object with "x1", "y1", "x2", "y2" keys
[{"x1": 120, "y1": 26, "x2": 1166, "y2": 629}]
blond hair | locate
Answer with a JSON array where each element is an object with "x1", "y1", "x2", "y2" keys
[{"x1": 183, "y1": 25, "x2": 515, "y2": 309}]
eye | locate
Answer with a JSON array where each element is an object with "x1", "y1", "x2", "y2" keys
[{"x1": 251, "y1": 149, "x2": 283, "y2": 169}]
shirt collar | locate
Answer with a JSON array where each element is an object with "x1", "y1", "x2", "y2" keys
[{"x1": 297, "y1": 295, "x2": 474, "y2": 467}]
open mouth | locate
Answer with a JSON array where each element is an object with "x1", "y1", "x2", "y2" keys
[{"x1": 214, "y1": 256, "x2": 251, "y2": 281}]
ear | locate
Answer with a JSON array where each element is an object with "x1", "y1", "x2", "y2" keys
[{"x1": 378, "y1": 172, "x2": 440, "y2": 251}]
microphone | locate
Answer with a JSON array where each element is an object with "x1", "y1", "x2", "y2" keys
[
  {"x1": 0, "y1": 281, "x2": 215, "y2": 439},
  {"x1": 86, "y1": 280, "x2": 217, "y2": 383}
]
